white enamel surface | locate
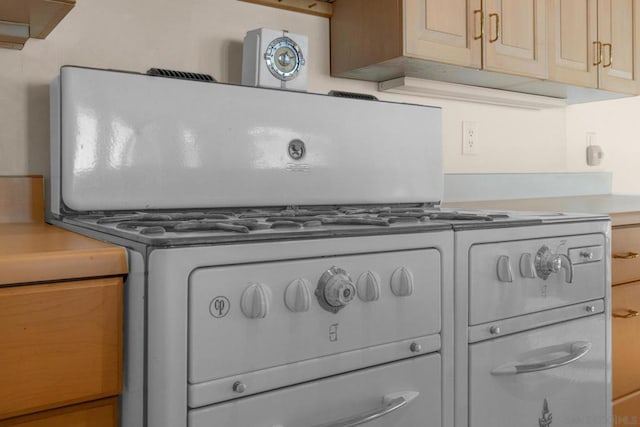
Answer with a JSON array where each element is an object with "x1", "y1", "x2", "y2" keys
[
  {"x1": 468, "y1": 315, "x2": 606, "y2": 427},
  {"x1": 55, "y1": 66, "x2": 441, "y2": 212},
  {"x1": 188, "y1": 249, "x2": 441, "y2": 386},
  {"x1": 188, "y1": 354, "x2": 441, "y2": 427},
  {"x1": 468, "y1": 234, "x2": 605, "y2": 325}
]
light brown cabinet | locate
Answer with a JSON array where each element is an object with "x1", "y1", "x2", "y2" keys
[
  {"x1": 483, "y1": 0, "x2": 546, "y2": 78},
  {"x1": 0, "y1": 0, "x2": 75, "y2": 50},
  {"x1": 0, "y1": 277, "x2": 123, "y2": 425},
  {"x1": 611, "y1": 220, "x2": 640, "y2": 426},
  {"x1": 404, "y1": 0, "x2": 481, "y2": 69},
  {"x1": 331, "y1": 0, "x2": 638, "y2": 102},
  {"x1": 332, "y1": 0, "x2": 546, "y2": 79},
  {"x1": 0, "y1": 398, "x2": 118, "y2": 427},
  {"x1": 548, "y1": 0, "x2": 640, "y2": 93}
]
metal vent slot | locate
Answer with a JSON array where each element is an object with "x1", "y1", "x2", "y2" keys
[
  {"x1": 328, "y1": 90, "x2": 378, "y2": 101},
  {"x1": 147, "y1": 68, "x2": 216, "y2": 82}
]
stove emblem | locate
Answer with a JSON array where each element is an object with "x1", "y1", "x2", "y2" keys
[
  {"x1": 209, "y1": 296, "x2": 230, "y2": 318},
  {"x1": 288, "y1": 139, "x2": 306, "y2": 160},
  {"x1": 329, "y1": 323, "x2": 339, "y2": 342},
  {"x1": 539, "y1": 398, "x2": 553, "y2": 427}
]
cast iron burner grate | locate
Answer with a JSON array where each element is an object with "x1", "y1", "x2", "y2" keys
[{"x1": 77, "y1": 207, "x2": 509, "y2": 236}]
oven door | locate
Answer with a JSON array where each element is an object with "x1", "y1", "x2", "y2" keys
[
  {"x1": 188, "y1": 354, "x2": 440, "y2": 427},
  {"x1": 468, "y1": 314, "x2": 607, "y2": 427}
]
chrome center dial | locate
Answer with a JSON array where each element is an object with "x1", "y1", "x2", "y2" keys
[
  {"x1": 263, "y1": 36, "x2": 306, "y2": 81},
  {"x1": 315, "y1": 266, "x2": 356, "y2": 313}
]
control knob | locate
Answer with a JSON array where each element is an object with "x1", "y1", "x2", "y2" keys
[
  {"x1": 357, "y1": 271, "x2": 381, "y2": 302},
  {"x1": 390, "y1": 267, "x2": 414, "y2": 297},
  {"x1": 496, "y1": 255, "x2": 513, "y2": 282},
  {"x1": 535, "y1": 245, "x2": 574, "y2": 283},
  {"x1": 315, "y1": 267, "x2": 356, "y2": 313},
  {"x1": 284, "y1": 278, "x2": 312, "y2": 313},
  {"x1": 240, "y1": 283, "x2": 271, "y2": 319}
]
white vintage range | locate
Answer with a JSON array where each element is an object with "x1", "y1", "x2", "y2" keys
[{"x1": 48, "y1": 66, "x2": 611, "y2": 427}]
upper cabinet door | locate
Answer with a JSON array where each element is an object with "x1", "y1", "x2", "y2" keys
[
  {"x1": 405, "y1": 0, "x2": 482, "y2": 68},
  {"x1": 483, "y1": 0, "x2": 547, "y2": 78},
  {"x1": 598, "y1": 0, "x2": 640, "y2": 93},
  {"x1": 547, "y1": 0, "x2": 598, "y2": 88}
]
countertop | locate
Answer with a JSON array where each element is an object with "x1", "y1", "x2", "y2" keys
[
  {"x1": 444, "y1": 194, "x2": 640, "y2": 227},
  {"x1": 0, "y1": 176, "x2": 127, "y2": 286},
  {"x1": 0, "y1": 223, "x2": 128, "y2": 286}
]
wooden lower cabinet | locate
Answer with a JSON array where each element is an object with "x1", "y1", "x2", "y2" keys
[
  {"x1": 0, "y1": 398, "x2": 118, "y2": 427},
  {"x1": 0, "y1": 278, "x2": 123, "y2": 422},
  {"x1": 613, "y1": 281, "x2": 640, "y2": 399},
  {"x1": 613, "y1": 221, "x2": 640, "y2": 425},
  {"x1": 615, "y1": 391, "x2": 640, "y2": 427},
  {"x1": 612, "y1": 226, "x2": 640, "y2": 285}
]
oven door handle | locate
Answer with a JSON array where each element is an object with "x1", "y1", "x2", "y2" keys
[
  {"x1": 303, "y1": 390, "x2": 419, "y2": 427},
  {"x1": 491, "y1": 341, "x2": 592, "y2": 375}
]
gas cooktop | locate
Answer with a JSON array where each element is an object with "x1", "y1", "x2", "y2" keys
[{"x1": 58, "y1": 204, "x2": 601, "y2": 246}]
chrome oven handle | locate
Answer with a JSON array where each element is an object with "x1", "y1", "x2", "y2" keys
[
  {"x1": 491, "y1": 341, "x2": 591, "y2": 375},
  {"x1": 559, "y1": 254, "x2": 574, "y2": 284},
  {"x1": 306, "y1": 391, "x2": 420, "y2": 427}
]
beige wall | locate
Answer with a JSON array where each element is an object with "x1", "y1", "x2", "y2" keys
[
  {"x1": 0, "y1": 0, "x2": 613, "y2": 187},
  {"x1": 566, "y1": 97, "x2": 640, "y2": 194}
]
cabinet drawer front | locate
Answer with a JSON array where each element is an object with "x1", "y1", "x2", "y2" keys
[
  {"x1": 614, "y1": 390, "x2": 640, "y2": 427},
  {"x1": 613, "y1": 226, "x2": 640, "y2": 285},
  {"x1": 0, "y1": 278, "x2": 122, "y2": 419},
  {"x1": 613, "y1": 281, "x2": 640, "y2": 399},
  {"x1": 0, "y1": 397, "x2": 118, "y2": 427}
]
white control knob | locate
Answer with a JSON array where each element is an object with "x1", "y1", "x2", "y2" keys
[
  {"x1": 316, "y1": 267, "x2": 356, "y2": 313},
  {"x1": 240, "y1": 283, "x2": 270, "y2": 319},
  {"x1": 357, "y1": 271, "x2": 381, "y2": 302},
  {"x1": 284, "y1": 278, "x2": 311, "y2": 312},
  {"x1": 497, "y1": 256, "x2": 513, "y2": 283},
  {"x1": 519, "y1": 253, "x2": 536, "y2": 278},
  {"x1": 390, "y1": 267, "x2": 414, "y2": 297}
]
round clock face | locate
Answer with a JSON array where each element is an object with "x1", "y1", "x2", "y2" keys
[{"x1": 263, "y1": 36, "x2": 306, "y2": 81}]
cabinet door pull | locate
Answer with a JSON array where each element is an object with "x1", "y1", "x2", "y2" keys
[
  {"x1": 613, "y1": 309, "x2": 640, "y2": 319},
  {"x1": 489, "y1": 13, "x2": 500, "y2": 43},
  {"x1": 593, "y1": 41, "x2": 602, "y2": 66},
  {"x1": 473, "y1": 9, "x2": 484, "y2": 40},
  {"x1": 603, "y1": 43, "x2": 613, "y2": 67},
  {"x1": 613, "y1": 252, "x2": 640, "y2": 259}
]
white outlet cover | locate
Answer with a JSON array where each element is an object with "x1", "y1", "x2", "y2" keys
[{"x1": 462, "y1": 121, "x2": 478, "y2": 155}]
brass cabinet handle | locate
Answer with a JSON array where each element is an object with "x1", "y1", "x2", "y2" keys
[
  {"x1": 613, "y1": 252, "x2": 640, "y2": 259},
  {"x1": 489, "y1": 13, "x2": 500, "y2": 43},
  {"x1": 473, "y1": 9, "x2": 484, "y2": 40},
  {"x1": 613, "y1": 309, "x2": 640, "y2": 319},
  {"x1": 603, "y1": 43, "x2": 613, "y2": 67},
  {"x1": 593, "y1": 41, "x2": 602, "y2": 66}
]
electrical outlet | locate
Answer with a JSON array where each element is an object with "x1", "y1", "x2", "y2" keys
[{"x1": 462, "y1": 121, "x2": 478, "y2": 155}]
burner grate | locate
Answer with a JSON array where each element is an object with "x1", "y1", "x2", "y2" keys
[{"x1": 78, "y1": 206, "x2": 509, "y2": 237}]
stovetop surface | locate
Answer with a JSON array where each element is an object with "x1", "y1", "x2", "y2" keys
[{"x1": 57, "y1": 204, "x2": 608, "y2": 247}]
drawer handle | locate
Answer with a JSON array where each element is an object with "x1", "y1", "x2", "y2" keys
[
  {"x1": 489, "y1": 13, "x2": 500, "y2": 43},
  {"x1": 309, "y1": 391, "x2": 419, "y2": 427},
  {"x1": 491, "y1": 341, "x2": 591, "y2": 375},
  {"x1": 473, "y1": 9, "x2": 484, "y2": 40},
  {"x1": 613, "y1": 309, "x2": 640, "y2": 319},
  {"x1": 613, "y1": 252, "x2": 640, "y2": 259}
]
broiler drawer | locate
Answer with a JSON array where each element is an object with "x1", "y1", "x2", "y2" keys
[
  {"x1": 613, "y1": 226, "x2": 640, "y2": 285},
  {"x1": 613, "y1": 281, "x2": 640, "y2": 399}
]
